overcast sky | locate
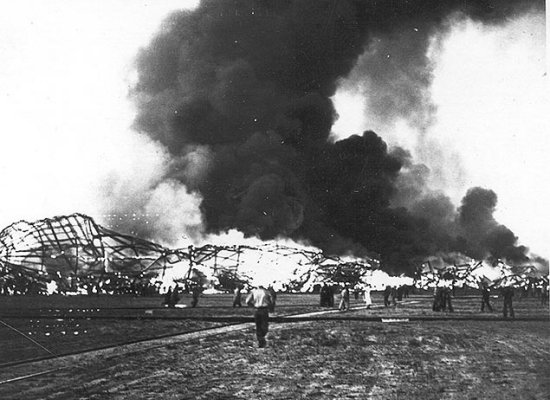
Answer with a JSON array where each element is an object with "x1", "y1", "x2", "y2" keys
[{"x1": 0, "y1": 1, "x2": 547, "y2": 260}]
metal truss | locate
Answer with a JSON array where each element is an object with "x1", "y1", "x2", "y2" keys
[
  {"x1": 0, "y1": 214, "x2": 187, "y2": 281},
  {"x1": 0, "y1": 214, "x2": 376, "y2": 289},
  {"x1": 416, "y1": 260, "x2": 547, "y2": 289}
]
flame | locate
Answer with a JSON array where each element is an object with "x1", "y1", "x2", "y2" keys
[{"x1": 45, "y1": 280, "x2": 58, "y2": 295}]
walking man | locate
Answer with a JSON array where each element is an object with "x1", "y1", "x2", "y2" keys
[
  {"x1": 339, "y1": 285, "x2": 350, "y2": 311},
  {"x1": 232, "y1": 286, "x2": 242, "y2": 307},
  {"x1": 363, "y1": 284, "x2": 372, "y2": 310},
  {"x1": 246, "y1": 285, "x2": 274, "y2": 348}
]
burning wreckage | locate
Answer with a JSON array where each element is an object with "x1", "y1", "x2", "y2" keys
[
  {"x1": 0, "y1": 214, "x2": 545, "y2": 296},
  {"x1": 0, "y1": 213, "x2": 377, "y2": 295}
]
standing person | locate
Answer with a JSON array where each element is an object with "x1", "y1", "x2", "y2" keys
[
  {"x1": 383, "y1": 285, "x2": 392, "y2": 307},
  {"x1": 363, "y1": 284, "x2": 372, "y2": 310},
  {"x1": 443, "y1": 286, "x2": 454, "y2": 312},
  {"x1": 481, "y1": 283, "x2": 493, "y2": 312},
  {"x1": 541, "y1": 282, "x2": 548, "y2": 306},
  {"x1": 233, "y1": 286, "x2": 242, "y2": 307},
  {"x1": 397, "y1": 285, "x2": 404, "y2": 301},
  {"x1": 191, "y1": 285, "x2": 201, "y2": 308},
  {"x1": 246, "y1": 285, "x2": 274, "y2": 348},
  {"x1": 171, "y1": 284, "x2": 181, "y2": 307},
  {"x1": 502, "y1": 285, "x2": 515, "y2": 319},
  {"x1": 328, "y1": 284, "x2": 335, "y2": 307},
  {"x1": 267, "y1": 285, "x2": 277, "y2": 312},
  {"x1": 432, "y1": 286, "x2": 440, "y2": 311},
  {"x1": 320, "y1": 283, "x2": 330, "y2": 307},
  {"x1": 390, "y1": 286, "x2": 398, "y2": 306},
  {"x1": 163, "y1": 286, "x2": 173, "y2": 307},
  {"x1": 339, "y1": 285, "x2": 350, "y2": 311}
]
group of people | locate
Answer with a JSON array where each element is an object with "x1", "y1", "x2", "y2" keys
[
  {"x1": 319, "y1": 283, "x2": 335, "y2": 307},
  {"x1": 319, "y1": 283, "x2": 374, "y2": 312},
  {"x1": 0, "y1": 272, "x2": 164, "y2": 297},
  {"x1": 321, "y1": 281, "x2": 539, "y2": 320},
  {"x1": 162, "y1": 285, "x2": 181, "y2": 308},
  {"x1": 161, "y1": 284, "x2": 202, "y2": 308},
  {"x1": 477, "y1": 284, "x2": 518, "y2": 319},
  {"x1": 160, "y1": 283, "x2": 277, "y2": 348},
  {"x1": 430, "y1": 283, "x2": 523, "y2": 318},
  {"x1": 383, "y1": 285, "x2": 410, "y2": 306},
  {"x1": 157, "y1": 280, "x2": 547, "y2": 348},
  {"x1": 337, "y1": 284, "x2": 373, "y2": 311},
  {"x1": 432, "y1": 286, "x2": 454, "y2": 312},
  {"x1": 321, "y1": 283, "x2": 405, "y2": 312}
]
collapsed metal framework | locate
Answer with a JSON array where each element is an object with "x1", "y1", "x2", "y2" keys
[
  {"x1": 0, "y1": 214, "x2": 375, "y2": 291},
  {"x1": 416, "y1": 260, "x2": 547, "y2": 289},
  {"x1": 187, "y1": 242, "x2": 376, "y2": 282},
  {"x1": 0, "y1": 214, "x2": 180, "y2": 278},
  {"x1": 416, "y1": 261, "x2": 484, "y2": 287}
]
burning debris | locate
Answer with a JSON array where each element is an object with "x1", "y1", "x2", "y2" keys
[
  {"x1": 0, "y1": 213, "x2": 176, "y2": 276},
  {"x1": 415, "y1": 258, "x2": 548, "y2": 292},
  {"x1": 0, "y1": 213, "x2": 377, "y2": 295},
  {"x1": 0, "y1": 214, "x2": 179, "y2": 295},
  {"x1": 0, "y1": 213, "x2": 544, "y2": 297}
]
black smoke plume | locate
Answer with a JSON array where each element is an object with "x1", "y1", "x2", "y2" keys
[
  {"x1": 456, "y1": 187, "x2": 529, "y2": 263},
  {"x1": 128, "y1": 0, "x2": 543, "y2": 273}
]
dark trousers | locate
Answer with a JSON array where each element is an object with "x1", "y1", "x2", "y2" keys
[
  {"x1": 254, "y1": 308, "x2": 269, "y2": 346},
  {"x1": 444, "y1": 295, "x2": 454, "y2": 312},
  {"x1": 481, "y1": 297, "x2": 493, "y2": 312},
  {"x1": 503, "y1": 299, "x2": 514, "y2": 318},
  {"x1": 339, "y1": 298, "x2": 350, "y2": 311}
]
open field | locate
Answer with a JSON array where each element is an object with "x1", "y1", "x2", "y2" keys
[{"x1": 0, "y1": 292, "x2": 548, "y2": 399}]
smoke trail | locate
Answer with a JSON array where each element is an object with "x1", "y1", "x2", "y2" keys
[{"x1": 126, "y1": 0, "x2": 543, "y2": 272}]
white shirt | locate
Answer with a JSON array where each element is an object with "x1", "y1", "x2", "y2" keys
[{"x1": 246, "y1": 287, "x2": 273, "y2": 308}]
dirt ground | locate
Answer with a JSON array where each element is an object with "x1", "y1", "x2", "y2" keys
[{"x1": 0, "y1": 293, "x2": 548, "y2": 399}]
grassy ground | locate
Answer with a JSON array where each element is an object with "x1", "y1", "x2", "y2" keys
[{"x1": 0, "y1": 293, "x2": 548, "y2": 399}]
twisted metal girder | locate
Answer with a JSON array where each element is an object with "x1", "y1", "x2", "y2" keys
[
  {"x1": 0, "y1": 214, "x2": 376, "y2": 287},
  {"x1": 0, "y1": 214, "x2": 187, "y2": 280}
]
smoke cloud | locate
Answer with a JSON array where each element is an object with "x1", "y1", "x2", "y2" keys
[
  {"x1": 97, "y1": 136, "x2": 204, "y2": 246},
  {"x1": 124, "y1": 0, "x2": 543, "y2": 273},
  {"x1": 456, "y1": 187, "x2": 529, "y2": 263}
]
